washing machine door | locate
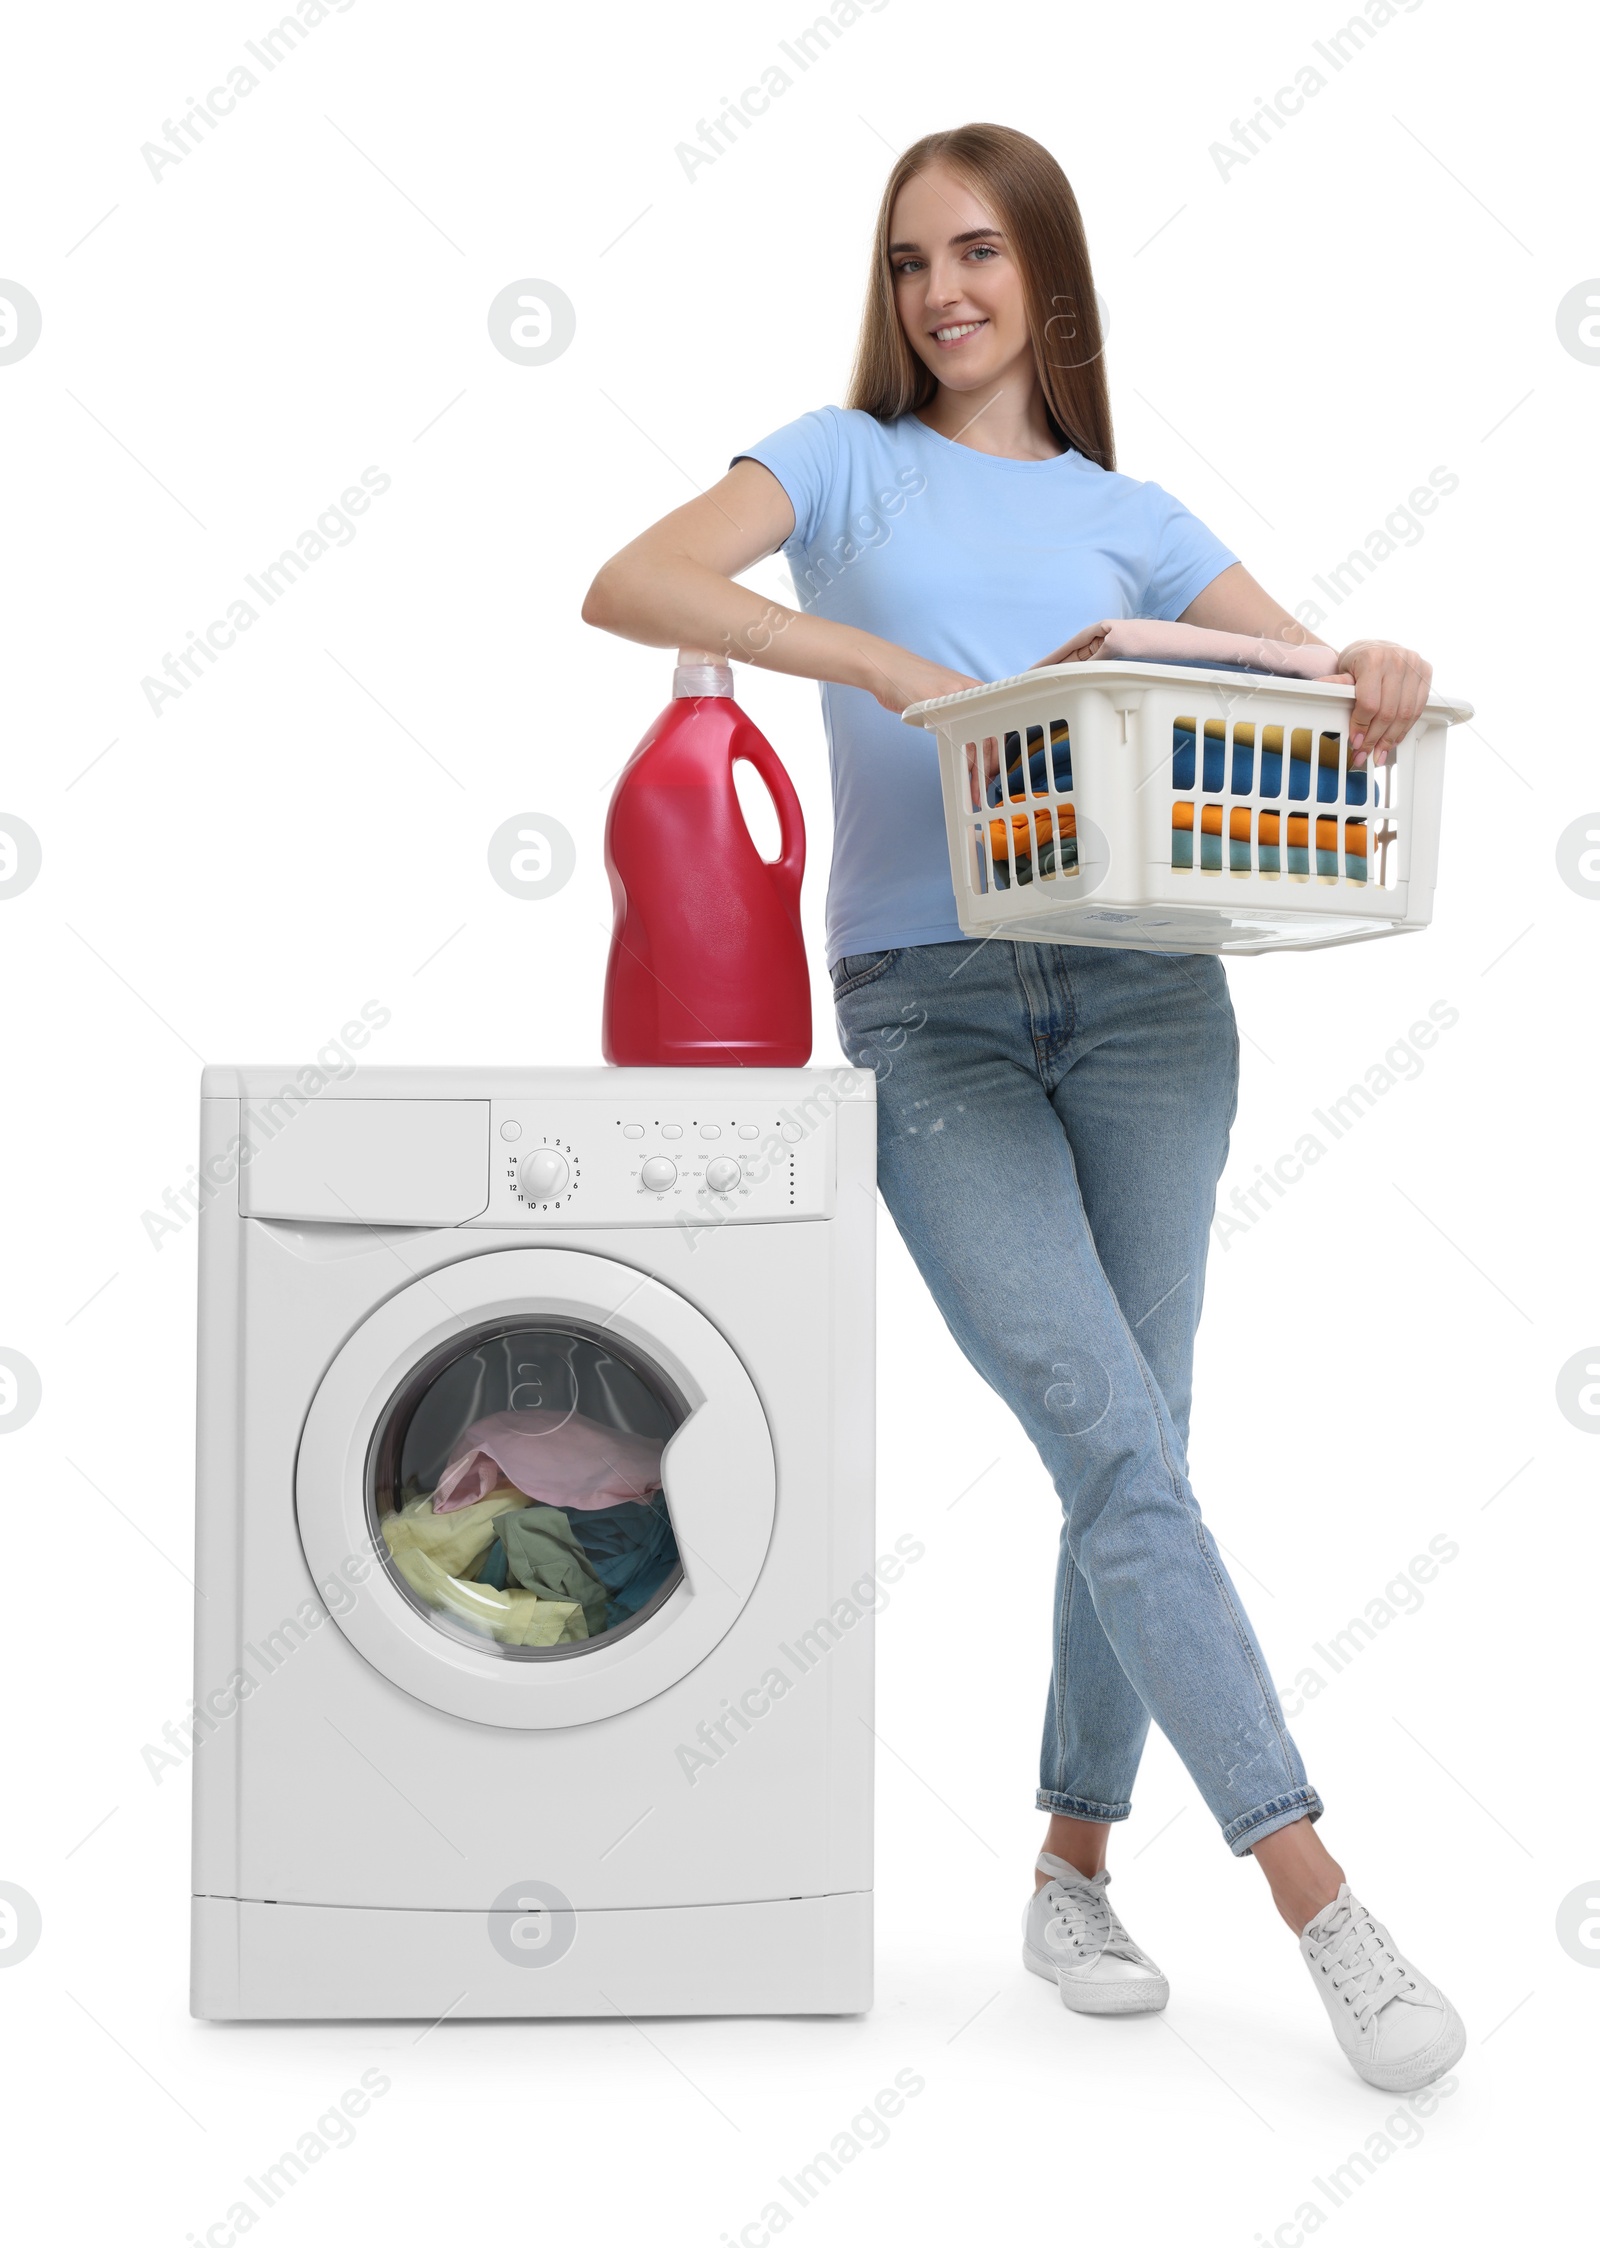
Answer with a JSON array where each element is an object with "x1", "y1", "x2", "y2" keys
[{"x1": 295, "y1": 1247, "x2": 775, "y2": 1728}]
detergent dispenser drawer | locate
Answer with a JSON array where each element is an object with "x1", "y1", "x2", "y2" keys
[{"x1": 238, "y1": 1099, "x2": 490, "y2": 1225}]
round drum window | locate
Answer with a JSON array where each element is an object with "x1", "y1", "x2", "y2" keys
[{"x1": 367, "y1": 1321, "x2": 685, "y2": 1661}]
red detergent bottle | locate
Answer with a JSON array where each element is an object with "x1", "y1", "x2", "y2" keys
[{"x1": 602, "y1": 654, "x2": 811, "y2": 1067}]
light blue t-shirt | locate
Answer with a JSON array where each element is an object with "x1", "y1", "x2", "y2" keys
[{"x1": 732, "y1": 405, "x2": 1238, "y2": 965}]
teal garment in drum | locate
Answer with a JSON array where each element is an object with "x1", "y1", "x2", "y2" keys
[
  {"x1": 567, "y1": 1492, "x2": 679, "y2": 1621},
  {"x1": 497, "y1": 1506, "x2": 610, "y2": 1636}
]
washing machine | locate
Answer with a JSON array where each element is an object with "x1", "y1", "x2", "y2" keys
[{"x1": 190, "y1": 1064, "x2": 877, "y2": 2019}]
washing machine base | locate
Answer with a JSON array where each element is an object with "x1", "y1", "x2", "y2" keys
[{"x1": 192, "y1": 1892, "x2": 873, "y2": 2019}]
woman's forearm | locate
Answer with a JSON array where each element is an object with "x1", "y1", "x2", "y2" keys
[
  {"x1": 1179, "y1": 560, "x2": 1433, "y2": 764},
  {"x1": 583, "y1": 549, "x2": 890, "y2": 694},
  {"x1": 1179, "y1": 563, "x2": 1315, "y2": 645},
  {"x1": 582, "y1": 459, "x2": 979, "y2": 713},
  {"x1": 583, "y1": 548, "x2": 979, "y2": 712}
]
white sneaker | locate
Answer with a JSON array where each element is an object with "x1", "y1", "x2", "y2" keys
[
  {"x1": 1022, "y1": 1851, "x2": 1170, "y2": 2015},
  {"x1": 1300, "y1": 1883, "x2": 1465, "y2": 2091}
]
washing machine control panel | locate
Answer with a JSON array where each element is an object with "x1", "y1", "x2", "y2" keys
[{"x1": 467, "y1": 1097, "x2": 837, "y2": 1226}]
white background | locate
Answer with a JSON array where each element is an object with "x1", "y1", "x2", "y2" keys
[{"x1": 2, "y1": 0, "x2": 1595, "y2": 2240}]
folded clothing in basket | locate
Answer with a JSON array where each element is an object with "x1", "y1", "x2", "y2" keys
[
  {"x1": 1171, "y1": 801, "x2": 1369, "y2": 878},
  {"x1": 976, "y1": 709, "x2": 1374, "y2": 886},
  {"x1": 982, "y1": 712, "x2": 1367, "y2": 814},
  {"x1": 981, "y1": 723, "x2": 1075, "y2": 887},
  {"x1": 988, "y1": 803, "x2": 1078, "y2": 886},
  {"x1": 1041, "y1": 617, "x2": 1340, "y2": 677},
  {"x1": 1173, "y1": 722, "x2": 1369, "y2": 805},
  {"x1": 985, "y1": 718, "x2": 1073, "y2": 805}
]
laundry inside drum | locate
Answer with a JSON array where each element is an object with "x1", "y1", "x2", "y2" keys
[{"x1": 366, "y1": 1322, "x2": 686, "y2": 1661}]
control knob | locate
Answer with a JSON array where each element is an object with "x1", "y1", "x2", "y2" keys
[{"x1": 518, "y1": 1148, "x2": 570, "y2": 1201}]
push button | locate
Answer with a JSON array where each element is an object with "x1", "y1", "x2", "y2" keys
[
  {"x1": 661, "y1": 1125, "x2": 683, "y2": 1140},
  {"x1": 700, "y1": 1124, "x2": 721, "y2": 1139},
  {"x1": 737, "y1": 1124, "x2": 759, "y2": 1139},
  {"x1": 622, "y1": 1124, "x2": 644, "y2": 1138}
]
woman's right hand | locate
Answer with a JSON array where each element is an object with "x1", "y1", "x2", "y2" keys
[{"x1": 857, "y1": 647, "x2": 979, "y2": 718}]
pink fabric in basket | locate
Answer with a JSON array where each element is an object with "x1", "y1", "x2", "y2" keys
[
  {"x1": 431, "y1": 1409, "x2": 665, "y2": 1514},
  {"x1": 1038, "y1": 617, "x2": 1340, "y2": 678}
]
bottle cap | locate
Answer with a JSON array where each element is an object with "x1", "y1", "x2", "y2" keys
[{"x1": 673, "y1": 651, "x2": 735, "y2": 699}]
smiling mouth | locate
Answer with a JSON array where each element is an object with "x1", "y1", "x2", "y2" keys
[{"x1": 931, "y1": 319, "x2": 988, "y2": 346}]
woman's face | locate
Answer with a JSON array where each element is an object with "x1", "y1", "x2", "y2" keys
[{"x1": 889, "y1": 162, "x2": 1032, "y2": 397}]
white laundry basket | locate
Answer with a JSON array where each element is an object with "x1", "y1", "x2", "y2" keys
[{"x1": 905, "y1": 661, "x2": 1473, "y2": 956}]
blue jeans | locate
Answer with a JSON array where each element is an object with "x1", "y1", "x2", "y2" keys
[{"x1": 832, "y1": 938, "x2": 1322, "y2": 1856}]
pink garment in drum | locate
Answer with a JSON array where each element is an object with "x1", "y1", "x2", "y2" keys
[{"x1": 431, "y1": 1409, "x2": 665, "y2": 1514}]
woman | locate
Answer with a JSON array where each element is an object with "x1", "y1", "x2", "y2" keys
[{"x1": 584, "y1": 123, "x2": 1462, "y2": 2090}]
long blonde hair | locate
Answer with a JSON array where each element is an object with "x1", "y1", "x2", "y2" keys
[{"x1": 846, "y1": 123, "x2": 1115, "y2": 470}]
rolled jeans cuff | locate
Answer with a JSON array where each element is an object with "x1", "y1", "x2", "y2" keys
[
  {"x1": 1223, "y1": 1787, "x2": 1325, "y2": 1858},
  {"x1": 1036, "y1": 1789, "x2": 1132, "y2": 1823}
]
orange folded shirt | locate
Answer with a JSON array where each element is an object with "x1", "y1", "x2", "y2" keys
[
  {"x1": 988, "y1": 805, "x2": 1077, "y2": 861},
  {"x1": 1170, "y1": 803, "x2": 1366, "y2": 857}
]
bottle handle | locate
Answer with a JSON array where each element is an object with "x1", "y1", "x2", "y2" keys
[{"x1": 733, "y1": 726, "x2": 806, "y2": 911}]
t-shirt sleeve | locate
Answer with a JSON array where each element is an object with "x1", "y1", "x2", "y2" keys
[
  {"x1": 1140, "y1": 485, "x2": 1239, "y2": 621},
  {"x1": 731, "y1": 407, "x2": 841, "y2": 555}
]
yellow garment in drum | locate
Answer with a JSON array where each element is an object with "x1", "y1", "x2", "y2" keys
[
  {"x1": 381, "y1": 1494, "x2": 586, "y2": 1647},
  {"x1": 383, "y1": 1489, "x2": 516, "y2": 1576}
]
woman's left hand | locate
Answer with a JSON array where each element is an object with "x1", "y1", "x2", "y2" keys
[{"x1": 1321, "y1": 639, "x2": 1434, "y2": 768}]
